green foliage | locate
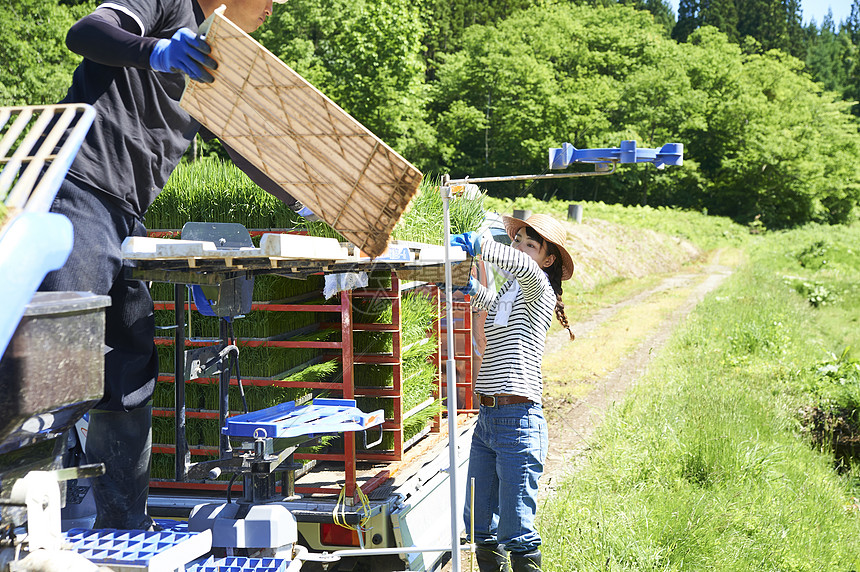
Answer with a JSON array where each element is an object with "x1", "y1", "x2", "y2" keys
[
  {"x1": 12, "y1": 0, "x2": 860, "y2": 230},
  {"x1": 429, "y1": 5, "x2": 860, "y2": 227},
  {"x1": 538, "y1": 224, "x2": 860, "y2": 570},
  {"x1": 676, "y1": 27, "x2": 860, "y2": 226},
  {"x1": 484, "y1": 193, "x2": 747, "y2": 251},
  {"x1": 259, "y1": 0, "x2": 432, "y2": 161},
  {"x1": 805, "y1": 15, "x2": 856, "y2": 98},
  {"x1": 391, "y1": 176, "x2": 487, "y2": 243},
  {"x1": 803, "y1": 349, "x2": 860, "y2": 417},
  {"x1": 785, "y1": 278, "x2": 839, "y2": 308},
  {"x1": 0, "y1": 0, "x2": 95, "y2": 105},
  {"x1": 145, "y1": 158, "x2": 304, "y2": 229}
]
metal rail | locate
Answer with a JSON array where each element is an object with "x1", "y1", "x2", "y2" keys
[{"x1": 446, "y1": 163, "x2": 616, "y2": 186}]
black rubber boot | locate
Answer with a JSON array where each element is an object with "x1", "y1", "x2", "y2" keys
[
  {"x1": 510, "y1": 548, "x2": 542, "y2": 572},
  {"x1": 475, "y1": 543, "x2": 510, "y2": 572},
  {"x1": 86, "y1": 403, "x2": 154, "y2": 530}
]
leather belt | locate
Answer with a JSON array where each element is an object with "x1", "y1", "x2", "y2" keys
[{"x1": 478, "y1": 393, "x2": 532, "y2": 407}]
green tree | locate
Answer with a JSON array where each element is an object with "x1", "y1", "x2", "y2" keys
[
  {"x1": 737, "y1": 0, "x2": 804, "y2": 57},
  {"x1": 806, "y1": 13, "x2": 856, "y2": 96},
  {"x1": 259, "y1": 0, "x2": 432, "y2": 163},
  {"x1": 431, "y1": 4, "x2": 689, "y2": 201},
  {"x1": 674, "y1": 0, "x2": 739, "y2": 42},
  {"x1": 680, "y1": 27, "x2": 860, "y2": 225},
  {"x1": 420, "y1": 0, "x2": 542, "y2": 81},
  {"x1": 0, "y1": 0, "x2": 95, "y2": 105},
  {"x1": 847, "y1": 0, "x2": 860, "y2": 44},
  {"x1": 674, "y1": 0, "x2": 702, "y2": 42},
  {"x1": 431, "y1": 5, "x2": 860, "y2": 225},
  {"x1": 619, "y1": 0, "x2": 676, "y2": 34}
]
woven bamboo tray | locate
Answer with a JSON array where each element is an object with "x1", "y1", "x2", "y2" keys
[{"x1": 180, "y1": 9, "x2": 423, "y2": 258}]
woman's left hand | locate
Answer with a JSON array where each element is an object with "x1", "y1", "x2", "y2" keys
[{"x1": 450, "y1": 232, "x2": 481, "y2": 257}]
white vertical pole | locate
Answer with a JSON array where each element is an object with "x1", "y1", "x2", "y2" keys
[{"x1": 441, "y1": 175, "x2": 460, "y2": 572}]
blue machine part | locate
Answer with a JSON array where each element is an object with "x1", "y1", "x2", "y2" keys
[
  {"x1": 191, "y1": 284, "x2": 230, "y2": 320},
  {"x1": 188, "y1": 556, "x2": 288, "y2": 572},
  {"x1": 154, "y1": 519, "x2": 191, "y2": 533},
  {"x1": 548, "y1": 140, "x2": 684, "y2": 170},
  {"x1": 63, "y1": 527, "x2": 211, "y2": 570},
  {"x1": 223, "y1": 398, "x2": 384, "y2": 439}
]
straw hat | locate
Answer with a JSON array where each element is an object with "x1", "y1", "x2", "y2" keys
[{"x1": 502, "y1": 213, "x2": 574, "y2": 280}]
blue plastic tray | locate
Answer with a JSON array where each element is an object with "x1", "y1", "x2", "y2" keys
[
  {"x1": 64, "y1": 527, "x2": 211, "y2": 570},
  {"x1": 188, "y1": 556, "x2": 288, "y2": 572},
  {"x1": 223, "y1": 398, "x2": 384, "y2": 439}
]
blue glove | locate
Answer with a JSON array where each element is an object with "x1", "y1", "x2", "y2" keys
[
  {"x1": 464, "y1": 276, "x2": 479, "y2": 295},
  {"x1": 450, "y1": 232, "x2": 481, "y2": 257},
  {"x1": 453, "y1": 276, "x2": 479, "y2": 295},
  {"x1": 150, "y1": 28, "x2": 217, "y2": 83}
]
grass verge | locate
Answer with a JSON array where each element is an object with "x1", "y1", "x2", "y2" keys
[{"x1": 538, "y1": 225, "x2": 860, "y2": 570}]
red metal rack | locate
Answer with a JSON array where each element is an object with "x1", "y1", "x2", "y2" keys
[{"x1": 149, "y1": 271, "x2": 476, "y2": 503}]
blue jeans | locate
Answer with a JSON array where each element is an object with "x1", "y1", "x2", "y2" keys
[{"x1": 464, "y1": 401, "x2": 548, "y2": 553}]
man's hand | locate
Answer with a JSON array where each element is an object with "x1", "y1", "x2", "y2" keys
[
  {"x1": 450, "y1": 232, "x2": 481, "y2": 257},
  {"x1": 150, "y1": 28, "x2": 217, "y2": 82}
]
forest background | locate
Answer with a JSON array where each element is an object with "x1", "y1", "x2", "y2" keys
[{"x1": 4, "y1": 0, "x2": 860, "y2": 230}]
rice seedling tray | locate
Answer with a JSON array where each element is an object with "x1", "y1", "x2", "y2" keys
[
  {"x1": 63, "y1": 527, "x2": 212, "y2": 571},
  {"x1": 180, "y1": 9, "x2": 423, "y2": 258}
]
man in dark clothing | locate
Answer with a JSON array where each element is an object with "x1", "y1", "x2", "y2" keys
[{"x1": 42, "y1": 0, "x2": 303, "y2": 530}]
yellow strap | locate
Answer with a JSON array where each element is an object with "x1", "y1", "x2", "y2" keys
[{"x1": 332, "y1": 484, "x2": 372, "y2": 530}]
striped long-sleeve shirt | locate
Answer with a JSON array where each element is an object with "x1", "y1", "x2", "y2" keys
[{"x1": 470, "y1": 239, "x2": 555, "y2": 404}]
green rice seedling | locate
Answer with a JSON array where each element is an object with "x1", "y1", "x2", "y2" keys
[
  {"x1": 391, "y1": 176, "x2": 487, "y2": 244},
  {"x1": 402, "y1": 360, "x2": 438, "y2": 413},
  {"x1": 240, "y1": 385, "x2": 310, "y2": 412},
  {"x1": 402, "y1": 338, "x2": 436, "y2": 365},
  {"x1": 403, "y1": 400, "x2": 442, "y2": 442},
  {"x1": 152, "y1": 382, "x2": 174, "y2": 408},
  {"x1": 354, "y1": 331, "x2": 392, "y2": 355},
  {"x1": 254, "y1": 274, "x2": 323, "y2": 302},
  {"x1": 185, "y1": 382, "x2": 206, "y2": 411},
  {"x1": 150, "y1": 453, "x2": 175, "y2": 480},
  {"x1": 400, "y1": 291, "x2": 436, "y2": 345},
  {"x1": 145, "y1": 158, "x2": 304, "y2": 230},
  {"x1": 292, "y1": 219, "x2": 346, "y2": 242},
  {"x1": 354, "y1": 364, "x2": 393, "y2": 388},
  {"x1": 276, "y1": 360, "x2": 338, "y2": 383},
  {"x1": 148, "y1": 282, "x2": 175, "y2": 302},
  {"x1": 201, "y1": 381, "x2": 221, "y2": 411},
  {"x1": 294, "y1": 435, "x2": 335, "y2": 457},
  {"x1": 157, "y1": 345, "x2": 175, "y2": 374},
  {"x1": 191, "y1": 418, "x2": 220, "y2": 448},
  {"x1": 227, "y1": 345, "x2": 317, "y2": 378},
  {"x1": 151, "y1": 416, "x2": 175, "y2": 446}
]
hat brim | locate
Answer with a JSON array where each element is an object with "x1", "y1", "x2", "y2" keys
[{"x1": 502, "y1": 215, "x2": 574, "y2": 281}]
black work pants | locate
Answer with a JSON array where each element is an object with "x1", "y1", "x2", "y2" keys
[{"x1": 41, "y1": 177, "x2": 157, "y2": 529}]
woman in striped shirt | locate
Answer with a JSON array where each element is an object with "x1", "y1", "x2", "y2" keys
[{"x1": 451, "y1": 213, "x2": 574, "y2": 572}]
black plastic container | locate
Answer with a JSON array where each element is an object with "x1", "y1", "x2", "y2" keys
[
  {"x1": 0, "y1": 292, "x2": 110, "y2": 454},
  {"x1": 0, "y1": 291, "x2": 109, "y2": 455},
  {"x1": 0, "y1": 291, "x2": 109, "y2": 528}
]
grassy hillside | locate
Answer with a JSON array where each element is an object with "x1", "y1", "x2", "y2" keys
[{"x1": 534, "y1": 221, "x2": 860, "y2": 570}]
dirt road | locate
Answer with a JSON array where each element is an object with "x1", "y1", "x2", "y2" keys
[{"x1": 440, "y1": 249, "x2": 735, "y2": 571}]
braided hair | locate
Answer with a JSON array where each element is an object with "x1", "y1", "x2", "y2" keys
[{"x1": 524, "y1": 227, "x2": 575, "y2": 341}]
